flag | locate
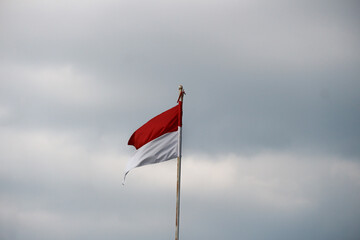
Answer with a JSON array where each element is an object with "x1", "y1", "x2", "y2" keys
[{"x1": 124, "y1": 101, "x2": 183, "y2": 180}]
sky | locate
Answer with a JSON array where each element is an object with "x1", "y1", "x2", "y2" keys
[{"x1": 0, "y1": 0, "x2": 360, "y2": 239}]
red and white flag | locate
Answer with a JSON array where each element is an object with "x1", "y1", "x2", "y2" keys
[{"x1": 124, "y1": 100, "x2": 183, "y2": 180}]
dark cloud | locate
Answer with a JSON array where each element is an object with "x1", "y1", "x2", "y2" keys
[
  {"x1": 1, "y1": 0, "x2": 359, "y2": 157},
  {"x1": 1, "y1": 0, "x2": 360, "y2": 239}
]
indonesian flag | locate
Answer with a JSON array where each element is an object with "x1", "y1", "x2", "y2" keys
[{"x1": 124, "y1": 101, "x2": 183, "y2": 180}]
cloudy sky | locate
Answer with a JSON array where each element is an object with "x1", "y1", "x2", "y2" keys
[{"x1": 1, "y1": 0, "x2": 360, "y2": 239}]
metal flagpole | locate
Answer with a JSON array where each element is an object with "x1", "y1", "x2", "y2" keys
[{"x1": 175, "y1": 85, "x2": 184, "y2": 240}]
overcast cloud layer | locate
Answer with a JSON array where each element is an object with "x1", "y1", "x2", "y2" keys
[{"x1": 1, "y1": 0, "x2": 360, "y2": 239}]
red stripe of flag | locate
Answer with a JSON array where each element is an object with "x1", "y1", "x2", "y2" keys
[{"x1": 128, "y1": 101, "x2": 182, "y2": 150}]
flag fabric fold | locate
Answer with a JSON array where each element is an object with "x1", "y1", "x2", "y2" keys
[{"x1": 124, "y1": 101, "x2": 183, "y2": 181}]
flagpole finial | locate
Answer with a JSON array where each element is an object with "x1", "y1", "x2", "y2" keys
[{"x1": 177, "y1": 85, "x2": 185, "y2": 102}]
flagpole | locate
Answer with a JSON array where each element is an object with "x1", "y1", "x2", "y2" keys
[{"x1": 175, "y1": 85, "x2": 184, "y2": 240}]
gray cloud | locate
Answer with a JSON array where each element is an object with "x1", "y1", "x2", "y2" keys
[
  {"x1": 1, "y1": 0, "x2": 360, "y2": 239},
  {"x1": 1, "y1": 0, "x2": 359, "y2": 156}
]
